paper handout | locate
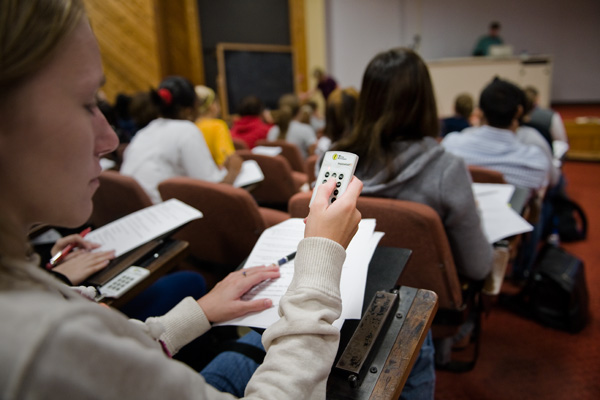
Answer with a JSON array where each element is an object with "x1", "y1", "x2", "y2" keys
[
  {"x1": 86, "y1": 198, "x2": 202, "y2": 257},
  {"x1": 218, "y1": 218, "x2": 382, "y2": 330},
  {"x1": 473, "y1": 183, "x2": 533, "y2": 243},
  {"x1": 233, "y1": 160, "x2": 264, "y2": 188}
]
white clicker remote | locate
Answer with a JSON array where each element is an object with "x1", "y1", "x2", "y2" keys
[
  {"x1": 98, "y1": 266, "x2": 150, "y2": 299},
  {"x1": 309, "y1": 151, "x2": 359, "y2": 207}
]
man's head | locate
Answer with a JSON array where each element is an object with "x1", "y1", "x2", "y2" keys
[
  {"x1": 479, "y1": 77, "x2": 524, "y2": 129},
  {"x1": 454, "y1": 93, "x2": 474, "y2": 119},
  {"x1": 489, "y1": 21, "x2": 501, "y2": 37}
]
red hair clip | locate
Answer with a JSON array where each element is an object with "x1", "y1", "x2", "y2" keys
[{"x1": 158, "y1": 88, "x2": 173, "y2": 105}]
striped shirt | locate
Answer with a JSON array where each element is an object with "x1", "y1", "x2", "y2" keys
[{"x1": 441, "y1": 125, "x2": 550, "y2": 190}]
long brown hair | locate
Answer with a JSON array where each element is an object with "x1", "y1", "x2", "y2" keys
[{"x1": 333, "y1": 48, "x2": 438, "y2": 172}]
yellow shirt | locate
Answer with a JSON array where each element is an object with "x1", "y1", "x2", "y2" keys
[{"x1": 195, "y1": 118, "x2": 235, "y2": 166}]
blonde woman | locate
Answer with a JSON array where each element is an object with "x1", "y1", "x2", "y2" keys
[
  {"x1": 0, "y1": 0, "x2": 363, "y2": 398},
  {"x1": 195, "y1": 85, "x2": 235, "y2": 166}
]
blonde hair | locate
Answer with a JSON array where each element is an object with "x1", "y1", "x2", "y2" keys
[
  {"x1": 0, "y1": 0, "x2": 85, "y2": 92},
  {"x1": 324, "y1": 87, "x2": 359, "y2": 142},
  {"x1": 0, "y1": 0, "x2": 86, "y2": 258},
  {"x1": 195, "y1": 85, "x2": 216, "y2": 115}
]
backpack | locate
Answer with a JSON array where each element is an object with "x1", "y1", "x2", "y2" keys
[
  {"x1": 519, "y1": 244, "x2": 589, "y2": 333},
  {"x1": 549, "y1": 190, "x2": 587, "y2": 242}
]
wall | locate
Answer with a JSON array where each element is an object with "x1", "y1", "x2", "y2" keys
[
  {"x1": 326, "y1": 0, "x2": 404, "y2": 92},
  {"x1": 85, "y1": 0, "x2": 204, "y2": 101},
  {"x1": 326, "y1": 0, "x2": 600, "y2": 103},
  {"x1": 85, "y1": 0, "x2": 162, "y2": 101},
  {"x1": 304, "y1": 0, "x2": 327, "y2": 111}
]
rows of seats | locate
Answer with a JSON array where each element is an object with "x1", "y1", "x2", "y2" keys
[{"x1": 95, "y1": 145, "x2": 522, "y2": 372}]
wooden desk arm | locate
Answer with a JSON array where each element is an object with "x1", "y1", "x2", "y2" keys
[{"x1": 369, "y1": 289, "x2": 438, "y2": 400}]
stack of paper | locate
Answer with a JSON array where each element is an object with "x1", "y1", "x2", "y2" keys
[
  {"x1": 220, "y1": 218, "x2": 383, "y2": 329},
  {"x1": 472, "y1": 183, "x2": 533, "y2": 244}
]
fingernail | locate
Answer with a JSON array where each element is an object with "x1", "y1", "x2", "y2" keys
[{"x1": 264, "y1": 299, "x2": 273, "y2": 307}]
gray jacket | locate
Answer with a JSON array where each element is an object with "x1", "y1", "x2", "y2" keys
[{"x1": 357, "y1": 137, "x2": 493, "y2": 280}]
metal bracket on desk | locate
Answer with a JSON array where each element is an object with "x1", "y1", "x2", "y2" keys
[
  {"x1": 328, "y1": 287, "x2": 419, "y2": 399},
  {"x1": 335, "y1": 291, "x2": 399, "y2": 387}
]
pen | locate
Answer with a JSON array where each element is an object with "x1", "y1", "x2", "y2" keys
[
  {"x1": 277, "y1": 251, "x2": 296, "y2": 266},
  {"x1": 46, "y1": 227, "x2": 92, "y2": 270}
]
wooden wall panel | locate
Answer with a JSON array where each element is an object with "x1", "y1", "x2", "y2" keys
[
  {"x1": 84, "y1": 0, "x2": 162, "y2": 101},
  {"x1": 84, "y1": 0, "x2": 302, "y2": 102},
  {"x1": 289, "y1": 0, "x2": 308, "y2": 93},
  {"x1": 154, "y1": 0, "x2": 204, "y2": 85}
]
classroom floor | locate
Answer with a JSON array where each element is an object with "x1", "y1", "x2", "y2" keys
[{"x1": 435, "y1": 159, "x2": 600, "y2": 400}]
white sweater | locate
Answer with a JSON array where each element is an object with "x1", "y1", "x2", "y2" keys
[{"x1": 0, "y1": 237, "x2": 345, "y2": 399}]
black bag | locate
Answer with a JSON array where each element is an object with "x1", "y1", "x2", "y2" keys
[
  {"x1": 520, "y1": 244, "x2": 589, "y2": 333},
  {"x1": 550, "y1": 190, "x2": 587, "y2": 242}
]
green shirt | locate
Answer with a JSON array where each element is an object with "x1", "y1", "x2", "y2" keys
[{"x1": 473, "y1": 35, "x2": 503, "y2": 56}]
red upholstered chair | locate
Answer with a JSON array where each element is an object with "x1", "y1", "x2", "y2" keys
[
  {"x1": 468, "y1": 165, "x2": 506, "y2": 184},
  {"x1": 288, "y1": 191, "x2": 485, "y2": 370},
  {"x1": 288, "y1": 192, "x2": 462, "y2": 308},
  {"x1": 255, "y1": 139, "x2": 307, "y2": 174},
  {"x1": 232, "y1": 137, "x2": 249, "y2": 151},
  {"x1": 304, "y1": 154, "x2": 318, "y2": 187},
  {"x1": 158, "y1": 177, "x2": 289, "y2": 281},
  {"x1": 89, "y1": 170, "x2": 153, "y2": 228},
  {"x1": 236, "y1": 149, "x2": 307, "y2": 211}
]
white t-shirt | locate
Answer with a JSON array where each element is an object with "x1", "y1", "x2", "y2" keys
[{"x1": 121, "y1": 118, "x2": 226, "y2": 203}]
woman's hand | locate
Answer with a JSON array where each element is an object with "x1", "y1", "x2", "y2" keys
[
  {"x1": 221, "y1": 153, "x2": 243, "y2": 184},
  {"x1": 53, "y1": 249, "x2": 115, "y2": 285},
  {"x1": 197, "y1": 264, "x2": 281, "y2": 323},
  {"x1": 50, "y1": 233, "x2": 98, "y2": 256},
  {"x1": 304, "y1": 177, "x2": 363, "y2": 249}
]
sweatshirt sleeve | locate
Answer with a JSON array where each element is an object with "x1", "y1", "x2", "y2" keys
[
  {"x1": 244, "y1": 237, "x2": 346, "y2": 399},
  {"x1": 16, "y1": 301, "x2": 236, "y2": 400},
  {"x1": 440, "y1": 158, "x2": 493, "y2": 281},
  {"x1": 140, "y1": 296, "x2": 212, "y2": 356}
]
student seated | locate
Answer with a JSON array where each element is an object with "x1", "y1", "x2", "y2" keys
[
  {"x1": 267, "y1": 93, "x2": 317, "y2": 158},
  {"x1": 331, "y1": 47, "x2": 494, "y2": 399},
  {"x1": 442, "y1": 78, "x2": 551, "y2": 192},
  {"x1": 229, "y1": 95, "x2": 272, "y2": 149},
  {"x1": 194, "y1": 85, "x2": 235, "y2": 167},
  {"x1": 314, "y1": 87, "x2": 359, "y2": 159},
  {"x1": 120, "y1": 76, "x2": 242, "y2": 204},
  {"x1": 522, "y1": 85, "x2": 568, "y2": 152},
  {"x1": 440, "y1": 93, "x2": 473, "y2": 137},
  {"x1": 0, "y1": 1, "x2": 364, "y2": 397}
]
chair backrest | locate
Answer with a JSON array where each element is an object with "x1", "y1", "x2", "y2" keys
[
  {"x1": 236, "y1": 149, "x2": 300, "y2": 210},
  {"x1": 232, "y1": 137, "x2": 249, "y2": 150},
  {"x1": 89, "y1": 170, "x2": 153, "y2": 228},
  {"x1": 158, "y1": 177, "x2": 267, "y2": 270},
  {"x1": 468, "y1": 165, "x2": 506, "y2": 184},
  {"x1": 305, "y1": 154, "x2": 318, "y2": 187},
  {"x1": 288, "y1": 192, "x2": 463, "y2": 310},
  {"x1": 255, "y1": 139, "x2": 307, "y2": 173}
]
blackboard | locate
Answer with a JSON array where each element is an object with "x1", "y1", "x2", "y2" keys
[{"x1": 216, "y1": 43, "x2": 296, "y2": 117}]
